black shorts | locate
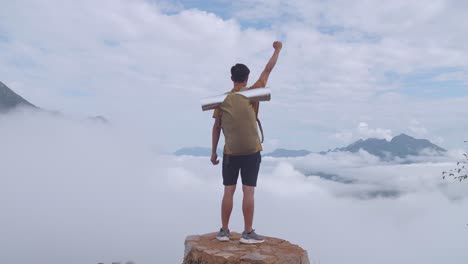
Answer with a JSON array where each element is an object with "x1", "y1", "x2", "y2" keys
[{"x1": 222, "y1": 151, "x2": 261, "y2": 187}]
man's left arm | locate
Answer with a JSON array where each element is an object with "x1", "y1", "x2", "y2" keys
[{"x1": 211, "y1": 112, "x2": 221, "y2": 165}]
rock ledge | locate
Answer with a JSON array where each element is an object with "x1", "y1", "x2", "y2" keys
[{"x1": 183, "y1": 232, "x2": 309, "y2": 264}]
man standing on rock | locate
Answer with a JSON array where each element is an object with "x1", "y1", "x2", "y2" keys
[{"x1": 211, "y1": 41, "x2": 282, "y2": 244}]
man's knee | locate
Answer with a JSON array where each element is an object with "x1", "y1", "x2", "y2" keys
[
  {"x1": 224, "y1": 185, "x2": 237, "y2": 196},
  {"x1": 242, "y1": 185, "x2": 255, "y2": 196}
]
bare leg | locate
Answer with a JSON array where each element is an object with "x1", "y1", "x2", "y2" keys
[
  {"x1": 221, "y1": 185, "x2": 236, "y2": 231},
  {"x1": 242, "y1": 185, "x2": 255, "y2": 233}
]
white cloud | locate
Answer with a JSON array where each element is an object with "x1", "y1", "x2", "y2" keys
[
  {"x1": 1, "y1": 111, "x2": 468, "y2": 264},
  {"x1": 332, "y1": 122, "x2": 393, "y2": 144},
  {"x1": 357, "y1": 122, "x2": 392, "y2": 140},
  {"x1": 409, "y1": 120, "x2": 428, "y2": 136},
  {"x1": 331, "y1": 130, "x2": 353, "y2": 143}
]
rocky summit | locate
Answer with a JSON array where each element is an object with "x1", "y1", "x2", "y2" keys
[{"x1": 183, "y1": 232, "x2": 310, "y2": 264}]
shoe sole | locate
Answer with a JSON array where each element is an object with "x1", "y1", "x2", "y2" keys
[
  {"x1": 216, "y1": 236, "x2": 230, "y2": 242},
  {"x1": 240, "y1": 238, "x2": 265, "y2": 244}
]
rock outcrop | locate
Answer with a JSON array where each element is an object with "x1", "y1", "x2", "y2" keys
[{"x1": 183, "y1": 232, "x2": 310, "y2": 264}]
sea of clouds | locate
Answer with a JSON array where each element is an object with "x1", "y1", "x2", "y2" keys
[{"x1": 1, "y1": 110, "x2": 468, "y2": 264}]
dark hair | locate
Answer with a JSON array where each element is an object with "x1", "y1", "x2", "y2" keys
[{"x1": 231, "y1": 63, "x2": 250, "y2": 83}]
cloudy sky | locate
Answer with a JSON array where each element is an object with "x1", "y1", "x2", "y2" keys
[{"x1": 1, "y1": 0, "x2": 468, "y2": 153}]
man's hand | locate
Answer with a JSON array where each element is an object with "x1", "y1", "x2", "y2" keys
[
  {"x1": 273, "y1": 41, "x2": 282, "y2": 51},
  {"x1": 211, "y1": 152, "x2": 219, "y2": 165}
]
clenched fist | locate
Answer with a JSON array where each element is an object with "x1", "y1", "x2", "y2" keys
[{"x1": 273, "y1": 41, "x2": 282, "y2": 51}]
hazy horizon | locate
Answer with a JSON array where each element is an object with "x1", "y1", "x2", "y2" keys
[{"x1": 173, "y1": 131, "x2": 452, "y2": 155}]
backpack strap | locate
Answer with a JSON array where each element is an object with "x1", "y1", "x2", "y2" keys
[
  {"x1": 256, "y1": 117, "x2": 264, "y2": 143},
  {"x1": 254, "y1": 102, "x2": 264, "y2": 143}
]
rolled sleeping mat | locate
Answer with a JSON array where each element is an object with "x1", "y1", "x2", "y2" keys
[{"x1": 201, "y1": 88, "x2": 271, "y2": 111}]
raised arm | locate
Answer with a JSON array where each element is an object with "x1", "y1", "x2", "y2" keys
[{"x1": 252, "y1": 41, "x2": 282, "y2": 89}]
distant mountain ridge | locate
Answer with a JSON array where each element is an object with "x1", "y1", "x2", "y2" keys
[
  {"x1": 330, "y1": 133, "x2": 446, "y2": 159},
  {"x1": 0, "y1": 81, "x2": 37, "y2": 112},
  {"x1": 264, "y1": 148, "x2": 312, "y2": 157},
  {"x1": 175, "y1": 134, "x2": 446, "y2": 159}
]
